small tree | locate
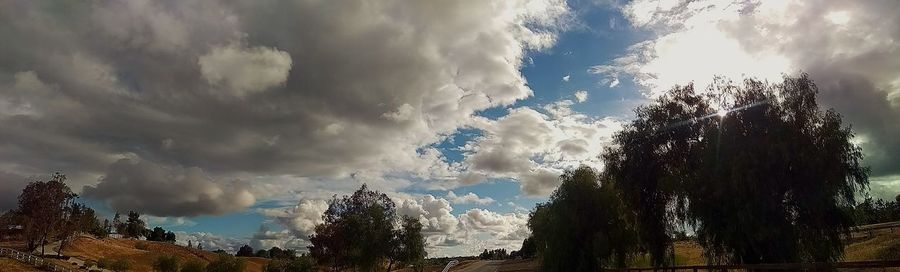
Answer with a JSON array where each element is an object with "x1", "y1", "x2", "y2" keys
[
  {"x1": 147, "y1": 226, "x2": 168, "y2": 241},
  {"x1": 165, "y1": 231, "x2": 177, "y2": 243},
  {"x1": 391, "y1": 215, "x2": 426, "y2": 270},
  {"x1": 124, "y1": 211, "x2": 146, "y2": 238},
  {"x1": 236, "y1": 244, "x2": 254, "y2": 257}
]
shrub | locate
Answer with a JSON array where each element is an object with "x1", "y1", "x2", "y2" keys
[
  {"x1": 878, "y1": 243, "x2": 900, "y2": 260},
  {"x1": 206, "y1": 254, "x2": 245, "y2": 272},
  {"x1": 180, "y1": 259, "x2": 205, "y2": 272},
  {"x1": 135, "y1": 241, "x2": 149, "y2": 250},
  {"x1": 154, "y1": 255, "x2": 180, "y2": 272},
  {"x1": 264, "y1": 256, "x2": 315, "y2": 272},
  {"x1": 110, "y1": 259, "x2": 132, "y2": 272},
  {"x1": 98, "y1": 258, "x2": 113, "y2": 269}
]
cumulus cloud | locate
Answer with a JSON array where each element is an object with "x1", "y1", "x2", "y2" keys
[
  {"x1": 574, "y1": 90, "x2": 589, "y2": 102},
  {"x1": 82, "y1": 159, "x2": 255, "y2": 217},
  {"x1": 562, "y1": 75, "x2": 571, "y2": 82},
  {"x1": 592, "y1": 0, "x2": 900, "y2": 195},
  {"x1": 0, "y1": 0, "x2": 580, "y2": 256},
  {"x1": 0, "y1": 0, "x2": 572, "y2": 205},
  {"x1": 445, "y1": 191, "x2": 495, "y2": 205},
  {"x1": 258, "y1": 199, "x2": 328, "y2": 238},
  {"x1": 176, "y1": 231, "x2": 246, "y2": 252},
  {"x1": 198, "y1": 44, "x2": 292, "y2": 96},
  {"x1": 461, "y1": 101, "x2": 621, "y2": 195}
]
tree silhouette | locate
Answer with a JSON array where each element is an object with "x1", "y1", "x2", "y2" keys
[
  {"x1": 17, "y1": 173, "x2": 75, "y2": 255},
  {"x1": 602, "y1": 75, "x2": 868, "y2": 264},
  {"x1": 236, "y1": 244, "x2": 255, "y2": 257}
]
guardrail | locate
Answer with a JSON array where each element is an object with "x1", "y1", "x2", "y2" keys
[
  {"x1": 0, "y1": 247, "x2": 73, "y2": 272},
  {"x1": 603, "y1": 260, "x2": 900, "y2": 271}
]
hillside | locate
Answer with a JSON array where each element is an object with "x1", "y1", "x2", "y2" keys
[
  {"x1": 0, "y1": 257, "x2": 41, "y2": 272},
  {"x1": 47, "y1": 236, "x2": 268, "y2": 272}
]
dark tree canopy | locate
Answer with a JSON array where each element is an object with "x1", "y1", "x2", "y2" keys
[
  {"x1": 528, "y1": 166, "x2": 639, "y2": 271},
  {"x1": 17, "y1": 173, "x2": 76, "y2": 254},
  {"x1": 393, "y1": 215, "x2": 427, "y2": 269},
  {"x1": 309, "y1": 184, "x2": 399, "y2": 271},
  {"x1": 602, "y1": 74, "x2": 868, "y2": 264},
  {"x1": 236, "y1": 244, "x2": 255, "y2": 257},
  {"x1": 123, "y1": 211, "x2": 146, "y2": 238}
]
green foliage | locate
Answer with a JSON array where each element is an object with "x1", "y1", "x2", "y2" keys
[
  {"x1": 264, "y1": 255, "x2": 316, "y2": 272},
  {"x1": 206, "y1": 254, "x2": 245, "y2": 272},
  {"x1": 255, "y1": 249, "x2": 269, "y2": 258},
  {"x1": 17, "y1": 172, "x2": 76, "y2": 253},
  {"x1": 124, "y1": 211, "x2": 146, "y2": 238},
  {"x1": 147, "y1": 226, "x2": 177, "y2": 243},
  {"x1": 394, "y1": 215, "x2": 427, "y2": 268},
  {"x1": 528, "y1": 166, "x2": 639, "y2": 271},
  {"x1": 153, "y1": 255, "x2": 180, "y2": 272},
  {"x1": 180, "y1": 259, "x2": 205, "y2": 272},
  {"x1": 309, "y1": 184, "x2": 397, "y2": 271},
  {"x1": 603, "y1": 75, "x2": 868, "y2": 264}
]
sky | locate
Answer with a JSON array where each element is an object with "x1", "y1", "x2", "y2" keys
[{"x1": 1, "y1": 0, "x2": 899, "y2": 257}]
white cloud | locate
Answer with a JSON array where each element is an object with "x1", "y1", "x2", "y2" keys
[
  {"x1": 562, "y1": 75, "x2": 571, "y2": 81},
  {"x1": 199, "y1": 44, "x2": 292, "y2": 96},
  {"x1": 460, "y1": 100, "x2": 622, "y2": 195},
  {"x1": 258, "y1": 199, "x2": 328, "y2": 238},
  {"x1": 445, "y1": 191, "x2": 495, "y2": 205},
  {"x1": 574, "y1": 90, "x2": 588, "y2": 102}
]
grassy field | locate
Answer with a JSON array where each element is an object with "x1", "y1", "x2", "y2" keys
[
  {"x1": 31, "y1": 235, "x2": 269, "y2": 272},
  {"x1": 0, "y1": 257, "x2": 41, "y2": 272}
]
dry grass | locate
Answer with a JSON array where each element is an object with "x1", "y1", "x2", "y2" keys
[
  {"x1": 0, "y1": 257, "x2": 41, "y2": 272},
  {"x1": 58, "y1": 235, "x2": 268, "y2": 272}
]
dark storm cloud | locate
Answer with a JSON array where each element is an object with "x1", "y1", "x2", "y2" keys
[
  {"x1": 719, "y1": 0, "x2": 900, "y2": 176},
  {"x1": 0, "y1": 0, "x2": 570, "y2": 216}
]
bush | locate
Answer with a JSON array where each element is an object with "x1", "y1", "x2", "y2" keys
[
  {"x1": 110, "y1": 259, "x2": 132, "y2": 272},
  {"x1": 98, "y1": 258, "x2": 113, "y2": 269},
  {"x1": 878, "y1": 243, "x2": 900, "y2": 260},
  {"x1": 135, "y1": 241, "x2": 149, "y2": 250},
  {"x1": 154, "y1": 255, "x2": 180, "y2": 272},
  {"x1": 264, "y1": 256, "x2": 315, "y2": 272},
  {"x1": 206, "y1": 254, "x2": 245, "y2": 272},
  {"x1": 180, "y1": 259, "x2": 205, "y2": 272}
]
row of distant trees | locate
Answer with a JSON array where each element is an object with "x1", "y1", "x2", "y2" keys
[
  {"x1": 526, "y1": 75, "x2": 879, "y2": 271},
  {"x1": 0, "y1": 173, "x2": 177, "y2": 256}
]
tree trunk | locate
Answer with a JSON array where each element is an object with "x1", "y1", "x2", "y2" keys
[{"x1": 386, "y1": 259, "x2": 394, "y2": 272}]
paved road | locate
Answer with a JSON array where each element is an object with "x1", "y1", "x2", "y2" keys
[{"x1": 454, "y1": 260, "x2": 504, "y2": 272}]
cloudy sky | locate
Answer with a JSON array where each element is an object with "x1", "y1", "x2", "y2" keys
[{"x1": 1, "y1": 0, "x2": 899, "y2": 257}]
